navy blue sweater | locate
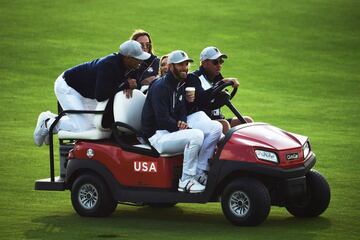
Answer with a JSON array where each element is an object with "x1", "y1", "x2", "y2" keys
[
  {"x1": 141, "y1": 71, "x2": 187, "y2": 138},
  {"x1": 186, "y1": 66, "x2": 224, "y2": 117},
  {"x1": 63, "y1": 53, "x2": 135, "y2": 101},
  {"x1": 135, "y1": 54, "x2": 160, "y2": 87}
]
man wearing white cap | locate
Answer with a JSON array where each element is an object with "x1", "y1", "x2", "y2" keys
[
  {"x1": 33, "y1": 40, "x2": 150, "y2": 146},
  {"x1": 186, "y1": 46, "x2": 253, "y2": 133},
  {"x1": 142, "y1": 50, "x2": 217, "y2": 193}
]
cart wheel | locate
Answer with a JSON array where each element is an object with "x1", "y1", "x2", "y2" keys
[
  {"x1": 146, "y1": 202, "x2": 177, "y2": 208},
  {"x1": 71, "y1": 173, "x2": 117, "y2": 217},
  {"x1": 286, "y1": 170, "x2": 330, "y2": 217},
  {"x1": 221, "y1": 178, "x2": 270, "y2": 226}
]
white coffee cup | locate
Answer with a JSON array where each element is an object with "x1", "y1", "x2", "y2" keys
[{"x1": 185, "y1": 87, "x2": 196, "y2": 102}]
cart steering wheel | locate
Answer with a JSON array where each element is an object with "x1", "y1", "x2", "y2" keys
[
  {"x1": 208, "y1": 80, "x2": 238, "y2": 105},
  {"x1": 207, "y1": 80, "x2": 247, "y2": 124}
]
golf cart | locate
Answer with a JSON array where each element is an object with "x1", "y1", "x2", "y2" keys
[{"x1": 35, "y1": 81, "x2": 330, "y2": 226}]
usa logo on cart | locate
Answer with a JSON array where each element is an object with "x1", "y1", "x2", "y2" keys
[{"x1": 134, "y1": 161, "x2": 158, "y2": 173}]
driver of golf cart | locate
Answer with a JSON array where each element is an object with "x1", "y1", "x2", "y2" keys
[
  {"x1": 141, "y1": 50, "x2": 222, "y2": 193},
  {"x1": 186, "y1": 46, "x2": 253, "y2": 133}
]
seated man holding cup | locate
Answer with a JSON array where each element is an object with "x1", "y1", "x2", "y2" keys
[{"x1": 141, "y1": 50, "x2": 222, "y2": 191}]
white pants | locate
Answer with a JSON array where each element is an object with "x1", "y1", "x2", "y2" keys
[
  {"x1": 49, "y1": 74, "x2": 98, "y2": 133},
  {"x1": 187, "y1": 111, "x2": 222, "y2": 172},
  {"x1": 149, "y1": 129, "x2": 204, "y2": 176}
]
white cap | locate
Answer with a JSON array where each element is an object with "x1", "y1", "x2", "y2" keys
[
  {"x1": 200, "y1": 46, "x2": 228, "y2": 61},
  {"x1": 168, "y1": 50, "x2": 193, "y2": 64},
  {"x1": 119, "y1": 40, "x2": 151, "y2": 60}
]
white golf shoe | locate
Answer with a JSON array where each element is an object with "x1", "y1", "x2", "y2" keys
[
  {"x1": 43, "y1": 111, "x2": 57, "y2": 145},
  {"x1": 178, "y1": 178, "x2": 205, "y2": 193},
  {"x1": 33, "y1": 111, "x2": 51, "y2": 147}
]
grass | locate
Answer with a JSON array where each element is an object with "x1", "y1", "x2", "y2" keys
[{"x1": 0, "y1": 0, "x2": 359, "y2": 239}]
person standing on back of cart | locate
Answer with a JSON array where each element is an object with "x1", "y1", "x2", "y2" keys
[
  {"x1": 33, "y1": 40, "x2": 151, "y2": 147},
  {"x1": 186, "y1": 46, "x2": 253, "y2": 133}
]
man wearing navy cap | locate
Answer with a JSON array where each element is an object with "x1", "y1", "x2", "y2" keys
[{"x1": 34, "y1": 40, "x2": 150, "y2": 147}]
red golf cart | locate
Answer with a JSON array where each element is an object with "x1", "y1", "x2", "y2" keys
[{"x1": 35, "y1": 82, "x2": 330, "y2": 226}]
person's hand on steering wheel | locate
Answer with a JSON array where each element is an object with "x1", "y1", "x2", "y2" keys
[
  {"x1": 222, "y1": 78, "x2": 239, "y2": 88},
  {"x1": 207, "y1": 80, "x2": 238, "y2": 110}
]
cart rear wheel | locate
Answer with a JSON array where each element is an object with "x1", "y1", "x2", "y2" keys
[
  {"x1": 71, "y1": 173, "x2": 117, "y2": 217},
  {"x1": 221, "y1": 178, "x2": 270, "y2": 226}
]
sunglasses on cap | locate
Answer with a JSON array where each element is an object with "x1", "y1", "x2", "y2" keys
[{"x1": 210, "y1": 58, "x2": 224, "y2": 65}]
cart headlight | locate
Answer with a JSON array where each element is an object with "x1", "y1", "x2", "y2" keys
[
  {"x1": 303, "y1": 141, "x2": 310, "y2": 158},
  {"x1": 255, "y1": 150, "x2": 278, "y2": 163}
]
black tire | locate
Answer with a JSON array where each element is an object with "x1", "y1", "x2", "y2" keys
[
  {"x1": 71, "y1": 173, "x2": 117, "y2": 217},
  {"x1": 221, "y1": 178, "x2": 271, "y2": 226},
  {"x1": 146, "y1": 202, "x2": 177, "y2": 208},
  {"x1": 286, "y1": 170, "x2": 330, "y2": 217}
]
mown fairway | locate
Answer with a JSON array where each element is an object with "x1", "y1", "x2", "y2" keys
[{"x1": 0, "y1": 0, "x2": 359, "y2": 239}]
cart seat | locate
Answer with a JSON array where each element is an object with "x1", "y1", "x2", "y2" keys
[
  {"x1": 113, "y1": 90, "x2": 182, "y2": 157},
  {"x1": 113, "y1": 90, "x2": 145, "y2": 134},
  {"x1": 58, "y1": 100, "x2": 111, "y2": 140}
]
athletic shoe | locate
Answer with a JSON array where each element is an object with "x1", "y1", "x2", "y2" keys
[
  {"x1": 43, "y1": 111, "x2": 57, "y2": 145},
  {"x1": 196, "y1": 172, "x2": 208, "y2": 186},
  {"x1": 178, "y1": 178, "x2": 205, "y2": 193},
  {"x1": 33, "y1": 112, "x2": 50, "y2": 147}
]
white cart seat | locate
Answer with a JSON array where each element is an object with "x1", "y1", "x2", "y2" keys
[
  {"x1": 113, "y1": 90, "x2": 146, "y2": 133},
  {"x1": 113, "y1": 90, "x2": 182, "y2": 157}
]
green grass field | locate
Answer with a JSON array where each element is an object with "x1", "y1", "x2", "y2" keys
[{"x1": 1, "y1": 0, "x2": 359, "y2": 239}]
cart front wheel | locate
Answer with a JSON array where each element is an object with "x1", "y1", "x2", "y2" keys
[
  {"x1": 286, "y1": 170, "x2": 330, "y2": 217},
  {"x1": 221, "y1": 178, "x2": 270, "y2": 226}
]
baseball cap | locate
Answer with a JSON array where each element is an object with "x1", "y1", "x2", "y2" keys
[
  {"x1": 119, "y1": 40, "x2": 151, "y2": 60},
  {"x1": 200, "y1": 46, "x2": 228, "y2": 61},
  {"x1": 168, "y1": 50, "x2": 194, "y2": 64}
]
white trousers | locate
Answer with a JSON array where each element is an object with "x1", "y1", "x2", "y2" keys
[
  {"x1": 187, "y1": 111, "x2": 222, "y2": 172},
  {"x1": 49, "y1": 74, "x2": 98, "y2": 132},
  {"x1": 149, "y1": 129, "x2": 204, "y2": 176},
  {"x1": 148, "y1": 111, "x2": 222, "y2": 176}
]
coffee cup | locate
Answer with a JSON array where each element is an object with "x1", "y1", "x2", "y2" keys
[{"x1": 185, "y1": 87, "x2": 196, "y2": 102}]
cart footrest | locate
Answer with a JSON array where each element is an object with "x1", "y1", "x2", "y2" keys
[{"x1": 35, "y1": 177, "x2": 66, "y2": 191}]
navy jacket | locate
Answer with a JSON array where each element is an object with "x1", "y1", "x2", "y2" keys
[
  {"x1": 141, "y1": 71, "x2": 187, "y2": 138},
  {"x1": 186, "y1": 66, "x2": 225, "y2": 118},
  {"x1": 135, "y1": 54, "x2": 160, "y2": 87},
  {"x1": 63, "y1": 53, "x2": 135, "y2": 102}
]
